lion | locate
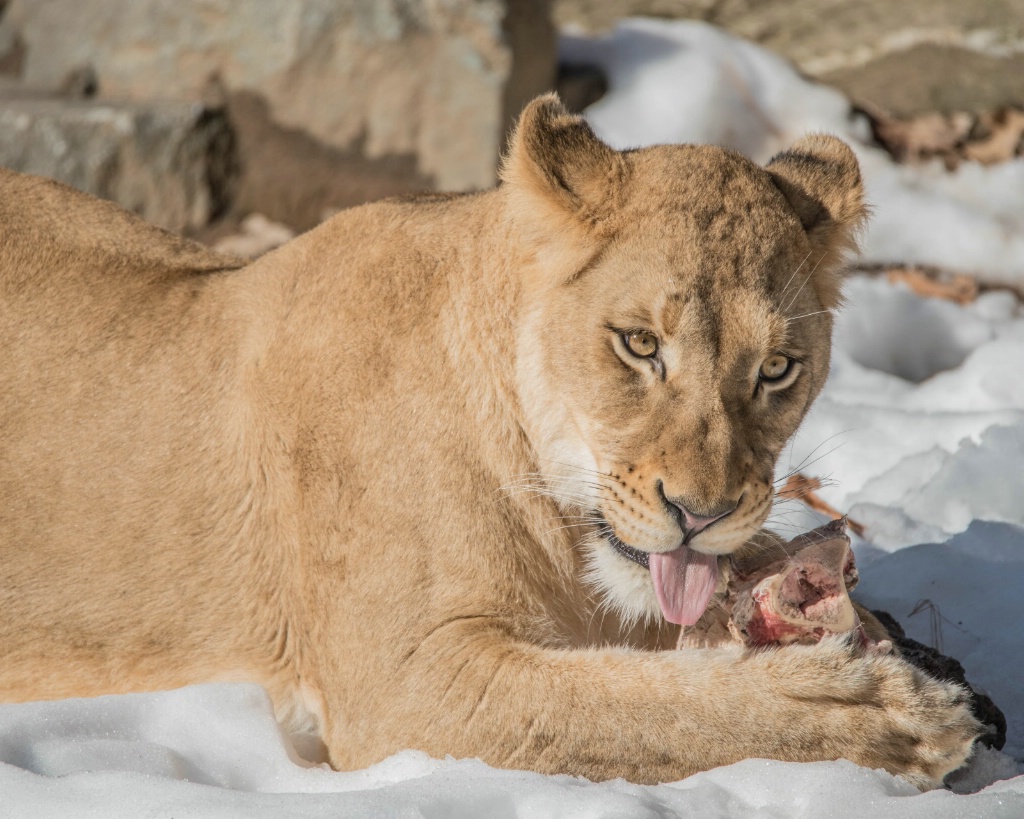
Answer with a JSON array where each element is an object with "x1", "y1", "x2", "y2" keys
[{"x1": 0, "y1": 94, "x2": 979, "y2": 789}]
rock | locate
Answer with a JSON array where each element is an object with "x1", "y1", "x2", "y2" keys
[
  {"x1": 222, "y1": 91, "x2": 432, "y2": 232},
  {"x1": 0, "y1": 97, "x2": 237, "y2": 233},
  {"x1": 0, "y1": 0, "x2": 556, "y2": 195}
]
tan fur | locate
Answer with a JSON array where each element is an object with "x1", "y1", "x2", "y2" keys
[{"x1": 0, "y1": 95, "x2": 978, "y2": 789}]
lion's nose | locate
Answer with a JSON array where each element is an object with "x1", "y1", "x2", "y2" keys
[
  {"x1": 678, "y1": 504, "x2": 734, "y2": 535},
  {"x1": 658, "y1": 484, "x2": 738, "y2": 537}
]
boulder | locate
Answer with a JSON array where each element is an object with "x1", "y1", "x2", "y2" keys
[{"x1": 0, "y1": 98, "x2": 237, "y2": 233}]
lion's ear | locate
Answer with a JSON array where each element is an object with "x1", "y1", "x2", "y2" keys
[
  {"x1": 501, "y1": 94, "x2": 627, "y2": 283},
  {"x1": 766, "y1": 135, "x2": 867, "y2": 308}
]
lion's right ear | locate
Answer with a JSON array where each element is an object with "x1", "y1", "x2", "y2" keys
[
  {"x1": 766, "y1": 135, "x2": 867, "y2": 309},
  {"x1": 501, "y1": 94, "x2": 627, "y2": 283}
]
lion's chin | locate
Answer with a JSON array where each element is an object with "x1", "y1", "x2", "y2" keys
[{"x1": 582, "y1": 538, "x2": 664, "y2": 627}]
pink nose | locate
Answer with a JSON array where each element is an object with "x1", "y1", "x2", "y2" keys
[
  {"x1": 679, "y1": 506, "x2": 733, "y2": 535},
  {"x1": 657, "y1": 483, "x2": 740, "y2": 538},
  {"x1": 659, "y1": 487, "x2": 741, "y2": 536}
]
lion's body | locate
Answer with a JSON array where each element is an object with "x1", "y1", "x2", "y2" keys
[{"x1": 0, "y1": 97, "x2": 979, "y2": 787}]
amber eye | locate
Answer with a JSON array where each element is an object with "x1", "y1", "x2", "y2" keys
[
  {"x1": 759, "y1": 354, "x2": 792, "y2": 382},
  {"x1": 623, "y1": 331, "x2": 659, "y2": 358}
]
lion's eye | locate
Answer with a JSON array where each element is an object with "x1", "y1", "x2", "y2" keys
[
  {"x1": 759, "y1": 354, "x2": 792, "y2": 382},
  {"x1": 623, "y1": 331, "x2": 658, "y2": 358}
]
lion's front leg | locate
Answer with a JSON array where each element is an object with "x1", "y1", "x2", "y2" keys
[{"x1": 322, "y1": 619, "x2": 980, "y2": 789}]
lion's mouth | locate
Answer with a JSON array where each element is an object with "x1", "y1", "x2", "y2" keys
[
  {"x1": 605, "y1": 528, "x2": 650, "y2": 569},
  {"x1": 596, "y1": 515, "x2": 719, "y2": 626}
]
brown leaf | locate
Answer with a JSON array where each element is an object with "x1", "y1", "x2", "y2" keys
[
  {"x1": 886, "y1": 267, "x2": 978, "y2": 305},
  {"x1": 871, "y1": 110, "x2": 973, "y2": 166},
  {"x1": 963, "y1": 107, "x2": 1024, "y2": 165},
  {"x1": 779, "y1": 474, "x2": 865, "y2": 537}
]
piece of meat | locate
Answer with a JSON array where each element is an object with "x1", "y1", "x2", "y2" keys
[
  {"x1": 678, "y1": 518, "x2": 880, "y2": 650},
  {"x1": 676, "y1": 520, "x2": 1009, "y2": 752}
]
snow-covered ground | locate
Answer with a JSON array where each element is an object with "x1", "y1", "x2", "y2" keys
[{"x1": 5, "y1": 18, "x2": 1024, "y2": 818}]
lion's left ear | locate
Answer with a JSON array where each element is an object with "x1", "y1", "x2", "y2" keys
[
  {"x1": 766, "y1": 135, "x2": 867, "y2": 309},
  {"x1": 501, "y1": 93, "x2": 628, "y2": 285}
]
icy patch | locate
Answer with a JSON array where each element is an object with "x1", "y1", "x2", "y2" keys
[
  {"x1": 560, "y1": 19, "x2": 860, "y2": 162},
  {"x1": 850, "y1": 425, "x2": 1024, "y2": 542},
  {"x1": 947, "y1": 746, "x2": 1024, "y2": 796},
  {"x1": 833, "y1": 279, "x2": 994, "y2": 382}
]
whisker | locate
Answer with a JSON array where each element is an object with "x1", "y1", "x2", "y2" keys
[
  {"x1": 786, "y1": 309, "x2": 831, "y2": 323},
  {"x1": 537, "y1": 459, "x2": 617, "y2": 481},
  {"x1": 777, "y1": 249, "x2": 812, "y2": 304},
  {"x1": 775, "y1": 431, "x2": 853, "y2": 485},
  {"x1": 545, "y1": 521, "x2": 598, "y2": 536},
  {"x1": 775, "y1": 445, "x2": 848, "y2": 487},
  {"x1": 773, "y1": 478, "x2": 840, "y2": 501},
  {"x1": 496, "y1": 485, "x2": 592, "y2": 503},
  {"x1": 782, "y1": 250, "x2": 825, "y2": 314}
]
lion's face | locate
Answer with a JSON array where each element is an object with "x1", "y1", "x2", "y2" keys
[{"x1": 505, "y1": 98, "x2": 865, "y2": 624}]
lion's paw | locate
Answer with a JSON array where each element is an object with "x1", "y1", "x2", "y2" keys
[
  {"x1": 869, "y1": 653, "x2": 982, "y2": 790},
  {"x1": 764, "y1": 636, "x2": 982, "y2": 789}
]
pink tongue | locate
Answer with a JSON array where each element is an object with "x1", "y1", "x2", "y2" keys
[{"x1": 649, "y1": 546, "x2": 719, "y2": 625}]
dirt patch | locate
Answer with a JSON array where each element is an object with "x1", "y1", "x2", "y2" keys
[{"x1": 217, "y1": 91, "x2": 434, "y2": 235}]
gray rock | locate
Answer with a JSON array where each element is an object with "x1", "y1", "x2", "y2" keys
[{"x1": 0, "y1": 98, "x2": 237, "y2": 232}]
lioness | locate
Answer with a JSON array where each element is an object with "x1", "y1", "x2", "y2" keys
[{"x1": 0, "y1": 95, "x2": 979, "y2": 788}]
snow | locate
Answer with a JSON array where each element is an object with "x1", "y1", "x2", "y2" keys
[
  {"x1": 5, "y1": 16, "x2": 1024, "y2": 818},
  {"x1": 786, "y1": 275, "x2": 1024, "y2": 547},
  {"x1": 2, "y1": 684, "x2": 1022, "y2": 818}
]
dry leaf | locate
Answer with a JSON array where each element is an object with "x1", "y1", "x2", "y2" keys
[
  {"x1": 886, "y1": 267, "x2": 979, "y2": 305},
  {"x1": 964, "y1": 108, "x2": 1024, "y2": 165},
  {"x1": 779, "y1": 474, "x2": 865, "y2": 537},
  {"x1": 870, "y1": 110, "x2": 973, "y2": 167}
]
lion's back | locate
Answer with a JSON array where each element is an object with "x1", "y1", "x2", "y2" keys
[
  {"x1": 0, "y1": 168, "x2": 249, "y2": 427},
  {"x1": 0, "y1": 168, "x2": 242, "y2": 297}
]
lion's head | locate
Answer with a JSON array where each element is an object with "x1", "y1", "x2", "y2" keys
[{"x1": 502, "y1": 95, "x2": 866, "y2": 626}]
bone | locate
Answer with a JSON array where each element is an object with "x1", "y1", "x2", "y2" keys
[{"x1": 678, "y1": 519, "x2": 871, "y2": 650}]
